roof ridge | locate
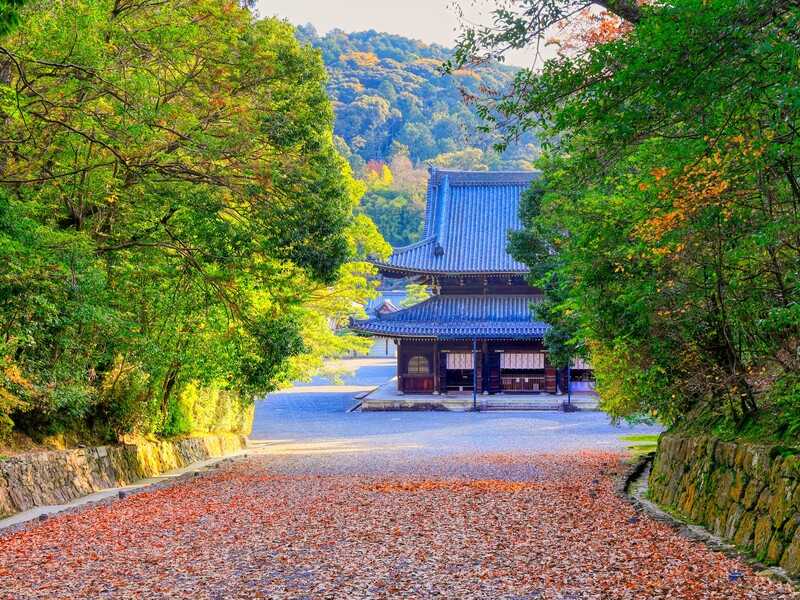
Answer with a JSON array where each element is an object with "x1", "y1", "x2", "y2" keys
[
  {"x1": 376, "y1": 169, "x2": 536, "y2": 275},
  {"x1": 427, "y1": 168, "x2": 540, "y2": 187},
  {"x1": 374, "y1": 294, "x2": 541, "y2": 322},
  {"x1": 350, "y1": 291, "x2": 550, "y2": 339}
]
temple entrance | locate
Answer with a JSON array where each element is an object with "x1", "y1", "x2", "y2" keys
[
  {"x1": 394, "y1": 341, "x2": 568, "y2": 396},
  {"x1": 444, "y1": 352, "x2": 481, "y2": 392}
]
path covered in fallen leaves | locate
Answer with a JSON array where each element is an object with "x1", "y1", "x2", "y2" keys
[{"x1": 0, "y1": 450, "x2": 795, "y2": 599}]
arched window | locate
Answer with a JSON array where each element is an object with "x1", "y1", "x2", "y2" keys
[{"x1": 407, "y1": 355, "x2": 430, "y2": 374}]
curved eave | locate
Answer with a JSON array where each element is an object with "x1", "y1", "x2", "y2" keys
[
  {"x1": 349, "y1": 321, "x2": 549, "y2": 341},
  {"x1": 369, "y1": 259, "x2": 529, "y2": 278}
]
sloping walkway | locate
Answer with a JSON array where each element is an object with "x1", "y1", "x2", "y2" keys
[{"x1": 0, "y1": 360, "x2": 792, "y2": 598}]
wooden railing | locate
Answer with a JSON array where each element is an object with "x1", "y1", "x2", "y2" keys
[{"x1": 501, "y1": 375, "x2": 545, "y2": 392}]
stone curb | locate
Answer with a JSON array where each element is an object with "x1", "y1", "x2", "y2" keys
[
  {"x1": 0, "y1": 434, "x2": 247, "y2": 524},
  {"x1": 0, "y1": 452, "x2": 251, "y2": 536},
  {"x1": 618, "y1": 453, "x2": 800, "y2": 590},
  {"x1": 613, "y1": 452, "x2": 654, "y2": 499}
]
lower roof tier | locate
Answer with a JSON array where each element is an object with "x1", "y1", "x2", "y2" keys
[{"x1": 350, "y1": 294, "x2": 549, "y2": 340}]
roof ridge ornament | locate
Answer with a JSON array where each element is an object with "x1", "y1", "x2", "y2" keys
[{"x1": 433, "y1": 174, "x2": 449, "y2": 254}]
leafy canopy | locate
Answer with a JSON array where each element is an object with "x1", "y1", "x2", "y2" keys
[
  {"x1": 455, "y1": 0, "x2": 800, "y2": 430},
  {"x1": 0, "y1": 0, "x2": 372, "y2": 442}
]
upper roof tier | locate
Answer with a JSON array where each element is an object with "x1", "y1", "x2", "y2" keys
[{"x1": 373, "y1": 169, "x2": 539, "y2": 276}]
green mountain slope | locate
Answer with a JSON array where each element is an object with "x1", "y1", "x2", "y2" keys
[
  {"x1": 296, "y1": 26, "x2": 538, "y2": 171},
  {"x1": 292, "y1": 27, "x2": 539, "y2": 248}
]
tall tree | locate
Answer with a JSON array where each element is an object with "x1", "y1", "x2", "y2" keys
[
  {"x1": 0, "y1": 1, "x2": 362, "y2": 441},
  {"x1": 453, "y1": 0, "x2": 800, "y2": 430}
]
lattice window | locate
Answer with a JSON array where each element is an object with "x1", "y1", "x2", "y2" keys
[
  {"x1": 446, "y1": 352, "x2": 474, "y2": 370},
  {"x1": 500, "y1": 352, "x2": 545, "y2": 369},
  {"x1": 407, "y1": 355, "x2": 430, "y2": 374}
]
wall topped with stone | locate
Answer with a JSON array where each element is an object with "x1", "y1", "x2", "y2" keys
[
  {"x1": 0, "y1": 433, "x2": 246, "y2": 518},
  {"x1": 649, "y1": 434, "x2": 800, "y2": 576}
]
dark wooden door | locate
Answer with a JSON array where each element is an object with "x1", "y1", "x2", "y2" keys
[
  {"x1": 486, "y1": 351, "x2": 501, "y2": 394},
  {"x1": 438, "y1": 352, "x2": 448, "y2": 394},
  {"x1": 404, "y1": 375, "x2": 434, "y2": 393},
  {"x1": 545, "y1": 367, "x2": 558, "y2": 394}
]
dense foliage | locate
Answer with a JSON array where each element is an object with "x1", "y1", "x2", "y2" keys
[
  {"x1": 0, "y1": 0, "x2": 24, "y2": 35},
  {"x1": 0, "y1": 1, "x2": 382, "y2": 444},
  {"x1": 355, "y1": 151, "x2": 428, "y2": 247},
  {"x1": 456, "y1": 0, "x2": 800, "y2": 432}
]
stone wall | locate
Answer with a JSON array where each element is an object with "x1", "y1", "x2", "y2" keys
[
  {"x1": 649, "y1": 434, "x2": 800, "y2": 576},
  {"x1": 0, "y1": 433, "x2": 246, "y2": 518}
]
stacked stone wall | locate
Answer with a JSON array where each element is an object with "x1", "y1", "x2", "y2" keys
[
  {"x1": 649, "y1": 434, "x2": 800, "y2": 575},
  {"x1": 0, "y1": 433, "x2": 246, "y2": 518}
]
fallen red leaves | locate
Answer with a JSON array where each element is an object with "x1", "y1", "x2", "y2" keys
[
  {"x1": 366, "y1": 479, "x2": 529, "y2": 494},
  {"x1": 0, "y1": 451, "x2": 795, "y2": 599}
]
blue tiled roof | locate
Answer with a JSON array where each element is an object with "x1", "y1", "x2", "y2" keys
[
  {"x1": 350, "y1": 295, "x2": 548, "y2": 340},
  {"x1": 374, "y1": 169, "x2": 539, "y2": 275}
]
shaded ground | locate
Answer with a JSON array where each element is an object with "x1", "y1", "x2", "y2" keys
[{"x1": 0, "y1": 360, "x2": 795, "y2": 598}]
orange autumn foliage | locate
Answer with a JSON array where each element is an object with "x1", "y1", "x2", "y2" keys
[
  {"x1": 636, "y1": 136, "x2": 760, "y2": 244},
  {"x1": 342, "y1": 51, "x2": 380, "y2": 67},
  {"x1": 555, "y1": 1, "x2": 653, "y2": 53}
]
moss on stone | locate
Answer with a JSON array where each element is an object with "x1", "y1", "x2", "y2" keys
[
  {"x1": 0, "y1": 434, "x2": 246, "y2": 517},
  {"x1": 754, "y1": 514, "x2": 774, "y2": 559},
  {"x1": 733, "y1": 511, "x2": 756, "y2": 547},
  {"x1": 650, "y1": 433, "x2": 800, "y2": 576},
  {"x1": 766, "y1": 533, "x2": 785, "y2": 564},
  {"x1": 780, "y1": 530, "x2": 800, "y2": 573},
  {"x1": 742, "y1": 479, "x2": 764, "y2": 510}
]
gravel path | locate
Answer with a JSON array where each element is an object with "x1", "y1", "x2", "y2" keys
[
  {"x1": 0, "y1": 361, "x2": 794, "y2": 599},
  {"x1": 0, "y1": 452, "x2": 795, "y2": 599},
  {"x1": 251, "y1": 358, "x2": 662, "y2": 457}
]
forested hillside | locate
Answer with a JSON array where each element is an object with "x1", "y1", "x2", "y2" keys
[
  {"x1": 296, "y1": 27, "x2": 540, "y2": 247},
  {"x1": 297, "y1": 27, "x2": 538, "y2": 169}
]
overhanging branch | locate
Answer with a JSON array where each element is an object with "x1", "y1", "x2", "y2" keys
[{"x1": 595, "y1": 0, "x2": 641, "y2": 24}]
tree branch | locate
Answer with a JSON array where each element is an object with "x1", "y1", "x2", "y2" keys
[{"x1": 595, "y1": 0, "x2": 641, "y2": 24}]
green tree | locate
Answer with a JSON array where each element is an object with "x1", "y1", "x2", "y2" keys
[
  {"x1": 0, "y1": 0, "x2": 25, "y2": 35},
  {"x1": 0, "y1": 1, "x2": 360, "y2": 442},
  {"x1": 454, "y1": 0, "x2": 800, "y2": 430},
  {"x1": 357, "y1": 159, "x2": 427, "y2": 248},
  {"x1": 285, "y1": 214, "x2": 391, "y2": 383},
  {"x1": 400, "y1": 283, "x2": 430, "y2": 308}
]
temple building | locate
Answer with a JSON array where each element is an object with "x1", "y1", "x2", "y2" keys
[{"x1": 351, "y1": 169, "x2": 594, "y2": 399}]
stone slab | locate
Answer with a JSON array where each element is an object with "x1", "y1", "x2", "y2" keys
[{"x1": 361, "y1": 377, "x2": 599, "y2": 411}]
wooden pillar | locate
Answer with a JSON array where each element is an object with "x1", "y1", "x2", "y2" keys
[
  {"x1": 433, "y1": 341, "x2": 440, "y2": 395},
  {"x1": 438, "y1": 347, "x2": 448, "y2": 395},
  {"x1": 396, "y1": 339, "x2": 404, "y2": 394},
  {"x1": 472, "y1": 338, "x2": 477, "y2": 410},
  {"x1": 481, "y1": 340, "x2": 489, "y2": 393}
]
